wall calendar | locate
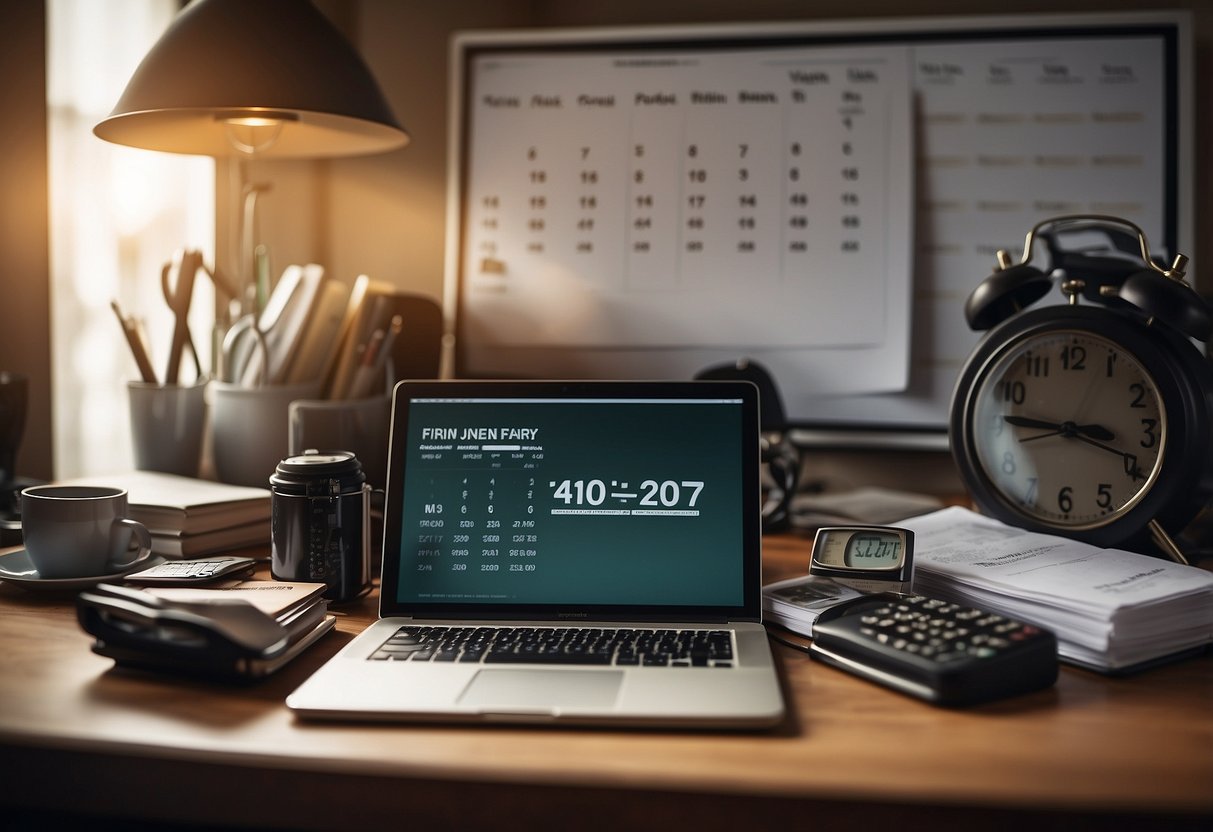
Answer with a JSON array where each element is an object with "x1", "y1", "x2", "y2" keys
[{"x1": 446, "y1": 15, "x2": 1189, "y2": 440}]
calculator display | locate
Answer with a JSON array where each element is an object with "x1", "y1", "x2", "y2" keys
[
  {"x1": 808, "y1": 526, "x2": 914, "y2": 595},
  {"x1": 813, "y1": 529, "x2": 906, "y2": 571}
]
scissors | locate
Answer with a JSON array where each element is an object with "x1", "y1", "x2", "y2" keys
[
  {"x1": 161, "y1": 249, "x2": 206, "y2": 384},
  {"x1": 219, "y1": 314, "x2": 270, "y2": 387}
]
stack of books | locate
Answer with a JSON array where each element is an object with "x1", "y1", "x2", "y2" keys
[
  {"x1": 64, "y1": 471, "x2": 271, "y2": 557},
  {"x1": 236, "y1": 265, "x2": 439, "y2": 399}
]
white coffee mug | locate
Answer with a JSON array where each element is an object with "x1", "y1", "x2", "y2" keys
[{"x1": 20, "y1": 485, "x2": 153, "y2": 579}]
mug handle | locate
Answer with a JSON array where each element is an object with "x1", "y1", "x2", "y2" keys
[{"x1": 108, "y1": 517, "x2": 154, "y2": 571}]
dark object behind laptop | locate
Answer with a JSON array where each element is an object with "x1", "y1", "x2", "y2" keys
[
  {"x1": 696, "y1": 360, "x2": 799, "y2": 532},
  {"x1": 271, "y1": 450, "x2": 373, "y2": 602}
]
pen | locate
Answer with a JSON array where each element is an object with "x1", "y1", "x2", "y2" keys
[
  {"x1": 376, "y1": 315, "x2": 404, "y2": 379},
  {"x1": 111, "y1": 300, "x2": 158, "y2": 384},
  {"x1": 347, "y1": 329, "x2": 386, "y2": 400}
]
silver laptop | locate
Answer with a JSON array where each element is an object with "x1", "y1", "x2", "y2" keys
[{"x1": 287, "y1": 380, "x2": 784, "y2": 728}]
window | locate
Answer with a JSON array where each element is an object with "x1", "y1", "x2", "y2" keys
[{"x1": 47, "y1": 0, "x2": 214, "y2": 478}]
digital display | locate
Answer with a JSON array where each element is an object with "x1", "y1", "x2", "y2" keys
[
  {"x1": 394, "y1": 396, "x2": 746, "y2": 607},
  {"x1": 812, "y1": 528, "x2": 906, "y2": 572}
]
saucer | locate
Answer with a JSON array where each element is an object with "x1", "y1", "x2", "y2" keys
[{"x1": 0, "y1": 549, "x2": 164, "y2": 592}]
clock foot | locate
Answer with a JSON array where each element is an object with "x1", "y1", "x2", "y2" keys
[{"x1": 1148, "y1": 520, "x2": 1190, "y2": 566}]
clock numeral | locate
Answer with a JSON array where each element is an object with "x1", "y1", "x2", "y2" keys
[
  {"x1": 1097, "y1": 483, "x2": 1113, "y2": 509},
  {"x1": 997, "y1": 380, "x2": 1026, "y2": 404},
  {"x1": 1140, "y1": 419, "x2": 1158, "y2": 449},
  {"x1": 1060, "y1": 345, "x2": 1086, "y2": 371},
  {"x1": 1058, "y1": 486, "x2": 1073, "y2": 514},
  {"x1": 1129, "y1": 383, "x2": 1148, "y2": 408},
  {"x1": 1123, "y1": 453, "x2": 1146, "y2": 482},
  {"x1": 1023, "y1": 477, "x2": 1038, "y2": 506},
  {"x1": 1001, "y1": 452, "x2": 1016, "y2": 475},
  {"x1": 1106, "y1": 351, "x2": 1117, "y2": 377},
  {"x1": 1023, "y1": 352, "x2": 1049, "y2": 377}
]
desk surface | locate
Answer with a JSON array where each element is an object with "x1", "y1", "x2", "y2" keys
[{"x1": 0, "y1": 535, "x2": 1210, "y2": 830}]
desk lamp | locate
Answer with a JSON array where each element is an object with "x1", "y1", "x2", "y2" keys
[
  {"x1": 93, "y1": 0, "x2": 407, "y2": 159},
  {"x1": 93, "y1": 0, "x2": 409, "y2": 334}
]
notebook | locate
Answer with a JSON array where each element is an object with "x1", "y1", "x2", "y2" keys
[{"x1": 287, "y1": 380, "x2": 784, "y2": 728}]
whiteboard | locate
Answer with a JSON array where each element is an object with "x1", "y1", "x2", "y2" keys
[{"x1": 445, "y1": 13, "x2": 1191, "y2": 443}]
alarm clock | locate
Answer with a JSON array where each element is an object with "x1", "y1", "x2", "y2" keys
[{"x1": 950, "y1": 215, "x2": 1213, "y2": 564}]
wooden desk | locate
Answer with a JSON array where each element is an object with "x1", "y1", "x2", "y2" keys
[{"x1": 0, "y1": 535, "x2": 1209, "y2": 831}]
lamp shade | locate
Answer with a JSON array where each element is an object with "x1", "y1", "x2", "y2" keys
[{"x1": 93, "y1": 0, "x2": 408, "y2": 158}]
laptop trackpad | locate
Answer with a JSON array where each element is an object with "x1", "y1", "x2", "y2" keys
[{"x1": 459, "y1": 669, "x2": 623, "y2": 711}]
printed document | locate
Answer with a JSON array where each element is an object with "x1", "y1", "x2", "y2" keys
[{"x1": 901, "y1": 507, "x2": 1213, "y2": 671}]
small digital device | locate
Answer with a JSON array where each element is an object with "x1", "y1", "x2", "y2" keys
[
  {"x1": 124, "y1": 556, "x2": 257, "y2": 586},
  {"x1": 809, "y1": 593, "x2": 1059, "y2": 706},
  {"x1": 809, "y1": 525, "x2": 913, "y2": 594}
]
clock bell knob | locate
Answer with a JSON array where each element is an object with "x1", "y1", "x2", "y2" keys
[
  {"x1": 1119, "y1": 257, "x2": 1213, "y2": 342},
  {"x1": 964, "y1": 252, "x2": 1053, "y2": 331}
]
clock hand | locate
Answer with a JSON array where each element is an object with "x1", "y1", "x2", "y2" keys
[
  {"x1": 1071, "y1": 434, "x2": 1147, "y2": 481},
  {"x1": 1005, "y1": 415, "x2": 1116, "y2": 441},
  {"x1": 1004, "y1": 415, "x2": 1061, "y2": 432},
  {"x1": 1075, "y1": 423, "x2": 1115, "y2": 441}
]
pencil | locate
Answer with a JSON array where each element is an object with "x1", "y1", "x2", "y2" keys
[{"x1": 111, "y1": 300, "x2": 158, "y2": 384}]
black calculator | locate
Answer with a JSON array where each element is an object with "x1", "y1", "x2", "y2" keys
[{"x1": 809, "y1": 592, "x2": 1058, "y2": 707}]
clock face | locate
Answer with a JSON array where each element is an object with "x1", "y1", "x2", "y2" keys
[{"x1": 969, "y1": 329, "x2": 1166, "y2": 528}]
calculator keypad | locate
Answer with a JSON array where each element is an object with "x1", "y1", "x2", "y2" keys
[
  {"x1": 808, "y1": 592, "x2": 1058, "y2": 706},
  {"x1": 855, "y1": 595, "x2": 1045, "y2": 662}
]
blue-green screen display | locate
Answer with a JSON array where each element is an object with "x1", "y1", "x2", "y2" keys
[{"x1": 397, "y1": 398, "x2": 744, "y2": 606}]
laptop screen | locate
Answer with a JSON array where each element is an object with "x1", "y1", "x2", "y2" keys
[{"x1": 379, "y1": 381, "x2": 762, "y2": 621}]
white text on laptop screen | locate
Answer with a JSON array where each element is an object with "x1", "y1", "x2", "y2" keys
[{"x1": 395, "y1": 397, "x2": 745, "y2": 607}]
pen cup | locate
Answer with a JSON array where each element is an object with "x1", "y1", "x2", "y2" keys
[
  {"x1": 210, "y1": 380, "x2": 321, "y2": 487},
  {"x1": 289, "y1": 395, "x2": 391, "y2": 489},
  {"x1": 128, "y1": 380, "x2": 207, "y2": 477}
]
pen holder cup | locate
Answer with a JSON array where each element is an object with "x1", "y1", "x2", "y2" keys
[
  {"x1": 128, "y1": 381, "x2": 207, "y2": 477},
  {"x1": 289, "y1": 395, "x2": 390, "y2": 489},
  {"x1": 210, "y1": 380, "x2": 321, "y2": 488}
]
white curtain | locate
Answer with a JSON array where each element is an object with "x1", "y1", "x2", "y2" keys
[{"x1": 48, "y1": 0, "x2": 215, "y2": 478}]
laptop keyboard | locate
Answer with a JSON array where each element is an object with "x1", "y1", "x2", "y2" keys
[{"x1": 368, "y1": 625, "x2": 736, "y2": 668}]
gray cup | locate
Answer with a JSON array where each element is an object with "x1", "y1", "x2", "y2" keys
[
  {"x1": 210, "y1": 380, "x2": 322, "y2": 487},
  {"x1": 20, "y1": 485, "x2": 153, "y2": 578},
  {"x1": 128, "y1": 381, "x2": 207, "y2": 476},
  {"x1": 289, "y1": 395, "x2": 390, "y2": 488}
]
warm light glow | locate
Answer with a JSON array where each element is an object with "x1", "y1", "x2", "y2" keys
[
  {"x1": 224, "y1": 117, "x2": 287, "y2": 128},
  {"x1": 48, "y1": 0, "x2": 215, "y2": 478},
  {"x1": 219, "y1": 114, "x2": 294, "y2": 155}
]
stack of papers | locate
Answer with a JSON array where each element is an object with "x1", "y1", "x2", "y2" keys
[
  {"x1": 64, "y1": 471, "x2": 271, "y2": 557},
  {"x1": 762, "y1": 576, "x2": 863, "y2": 636},
  {"x1": 901, "y1": 507, "x2": 1213, "y2": 673}
]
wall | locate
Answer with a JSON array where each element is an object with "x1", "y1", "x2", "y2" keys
[
  {"x1": 243, "y1": 0, "x2": 1207, "y2": 497},
  {"x1": 7, "y1": 0, "x2": 1206, "y2": 487},
  {"x1": 302, "y1": 0, "x2": 1213, "y2": 308},
  {"x1": 0, "y1": 3, "x2": 51, "y2": 480}
]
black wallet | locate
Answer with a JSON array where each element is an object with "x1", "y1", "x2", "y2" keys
[{"x1": 76, "y1": 583, "x2": 333, "y2": 681}]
